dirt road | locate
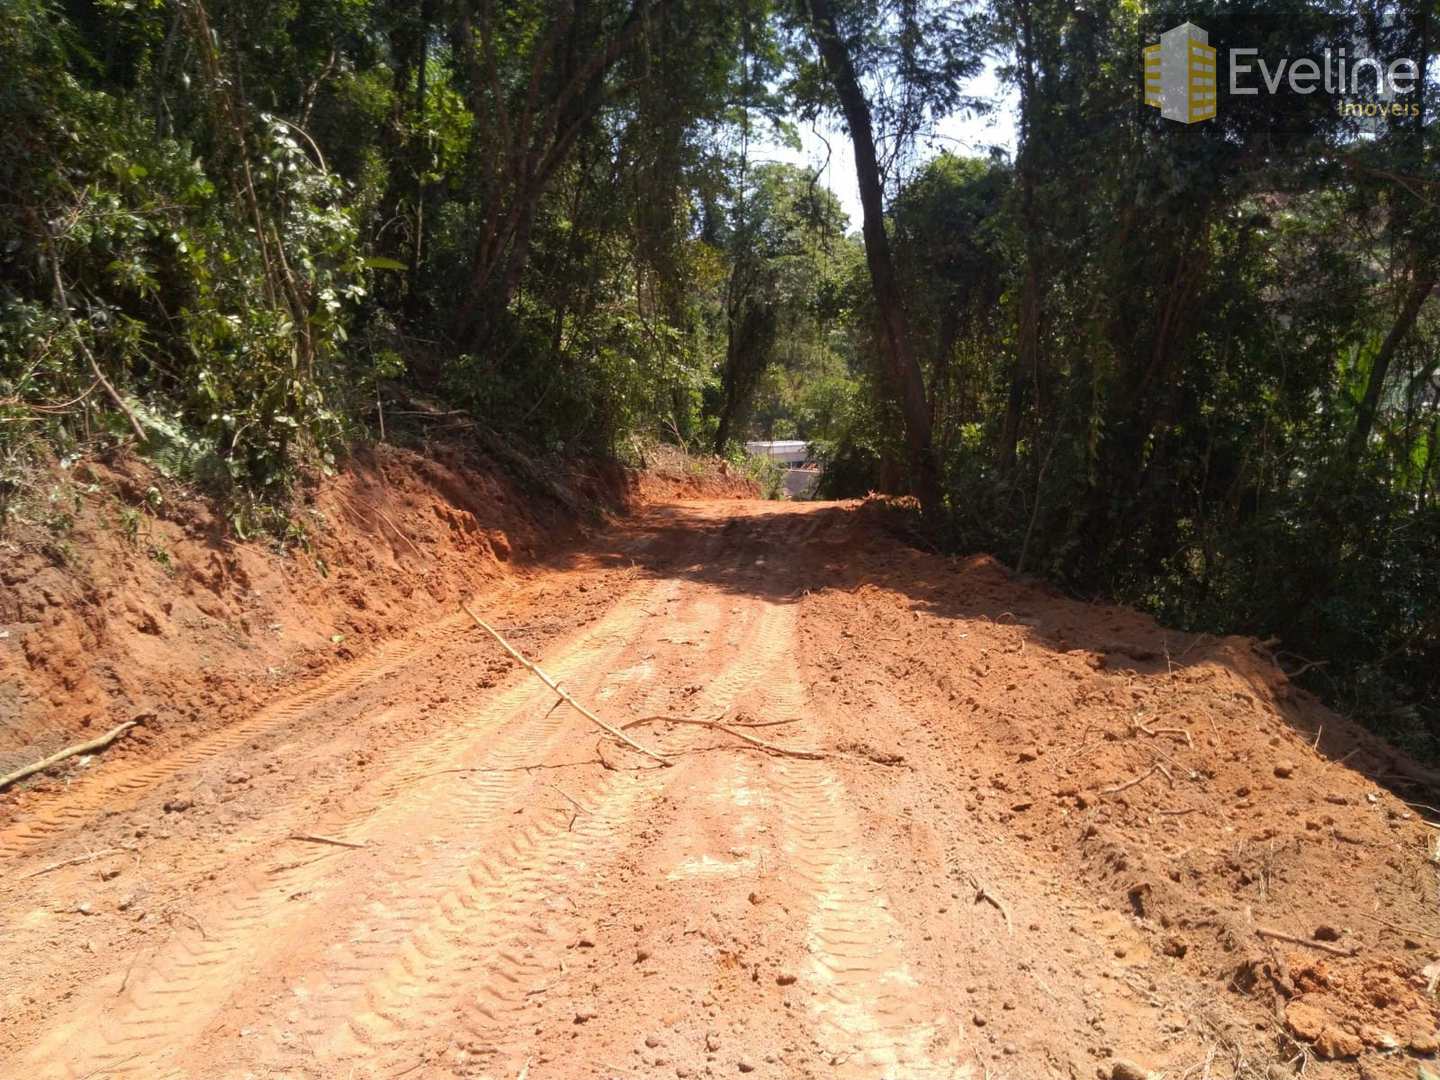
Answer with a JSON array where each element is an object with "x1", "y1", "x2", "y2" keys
[{"x1": 2, "y1": 499, "x2": 1436, "y2": 1079}]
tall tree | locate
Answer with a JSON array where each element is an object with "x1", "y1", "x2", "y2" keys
[
  {"x1": 447, "y1": 0, "x2": 671, "y2": 350},
  {"x1": 798, "y1": 0, "x2": 941, "y2": 511}
]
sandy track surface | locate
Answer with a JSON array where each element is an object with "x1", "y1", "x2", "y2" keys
[{"x1": 3, "y1": 500, "x2": 1437, "y2": 1080}]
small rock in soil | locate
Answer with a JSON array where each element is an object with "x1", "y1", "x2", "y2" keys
[
  {"x1": 1111, "y1": 1061, "x2": 1151, "y2": 1080},
  {"x1": 163, "y1": 798, "x2": 192, "y2": 813},
  {"x1": 1274, "y1": 761, "x2": 1296, "y2": 779}
]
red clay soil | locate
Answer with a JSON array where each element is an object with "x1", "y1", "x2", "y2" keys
[{"x1": 0, "y1": 481, "x2": 1437, "y2": 1080}]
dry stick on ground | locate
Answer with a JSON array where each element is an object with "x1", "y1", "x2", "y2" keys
[
  {"x1": 24, "y1": 846, "x2": 126, "y2": 879},
  {"x1": 288, "y1": 832, "x2": 367, "y2": 850},
  {"x1": 1133, "y1": 721, "x2": 1194, "y2": 749},
  {"x1": 1099, "y1": 764, "x2": 1161, "y2": 797},
  {"x1": 0, "y1": 720, "x2": 139, "y2": 793},
  {"x1": 622, "y1": 711, "x2": 824, "y2": 761},
  {"x1": 967, "y1": 873, "x2": 1012, "y2": 934},
  {"x1": 462, "y1": 604, "x2": 671, "y2": 766},
  {"x1": 116, "y1": 947, "x2": 150, "y2": 996},
  {"x1": 1256, "y1": 926, "x2": 1357, "y2": 957},
  {"x1": 548, "y1": 785, "x2": 588, "y2": 831},
  {"x1": 1353, "y1": 910, "x2": 1440, "y2": 941}
]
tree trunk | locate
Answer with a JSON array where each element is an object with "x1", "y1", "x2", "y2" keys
[
  {"x1": 714, "y1": 286, "x2": 776, "y2": 454},
  {"x1": 801, "y1": 0, "x2": 940, "y2": 515},
  {"x1": 448, "y1": 0, "x2": 663, "y2": 350},
  {"x1": 997, "y1": 0, "x2": 1042, "y2": 478},
  {"x1": 1344, "y1": 268, "x2": 1436, "y2": 469}
]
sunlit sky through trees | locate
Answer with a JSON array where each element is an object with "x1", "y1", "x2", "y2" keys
[{"x1": 755, "y1": 62, "x2": 1019, "y2": 228}]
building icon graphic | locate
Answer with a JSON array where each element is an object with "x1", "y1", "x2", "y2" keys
[{"x1": 1144, "y1": 22, "x2": 1217, "y2": 123}]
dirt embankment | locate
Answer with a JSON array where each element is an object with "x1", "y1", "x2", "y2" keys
[
  {"x1": 0, "y1": 443, "x2": 752, "y2": 790},
  {"x1": 806, "y1": 501, "x2": 1440, "y2": 1074}
]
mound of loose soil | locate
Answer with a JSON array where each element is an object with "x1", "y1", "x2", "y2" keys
[{"x1": 799, "y1": 498, "x2": 1440, "y2": 1074}]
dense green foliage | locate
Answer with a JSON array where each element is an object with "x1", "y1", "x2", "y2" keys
[{"x1": 0, "y1": 0, "x2": 1436, "y2": 754}]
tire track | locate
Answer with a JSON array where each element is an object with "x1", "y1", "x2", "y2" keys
[
  {"x1": 762, "y1": 655, "x2": 971, "y2": 1080},
  {"x1": 244, "y1": 579, "x2": 791, "y2": 1077},
  {"x1": 26, "y1": 584, "x2": 659, "y2": 1080},
  {"x1": 0, "y1": 611, "x2": 477, "y2": 862}
]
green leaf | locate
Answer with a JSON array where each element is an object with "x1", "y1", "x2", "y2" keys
[{"x1": 362, "y1": 256, "x2": 408, "y2": 271}]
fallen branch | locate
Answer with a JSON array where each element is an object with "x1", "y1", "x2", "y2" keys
[
  {"x1": 288, "y1": 832, "x2": 367, "y2": 850},
  {"x1": 622, "y1": 711, "x2": 824, "y2": 760},
  {"x1": 0, "y1": 721, "x2": 138, "y2": 793},
  {"x1": 1256, "y1": 926, "x2": 1357, "y2": 957},
  {"x1": 463, "y1": 604, "x2": 670, "y2": 766},
  {"x1": 1099, "y1": 764, "x2": 1160, "y2": 797},
  {"x1": 25, "y1": 846, "x2": 126, "y2": 879},
  {"x1": 622, "y1": 711, "x2": 798, "y2": 730}
]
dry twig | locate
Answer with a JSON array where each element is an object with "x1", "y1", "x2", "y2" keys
[
  {"x1": 1353, "y1": 910, "x2": 1440, "y2": 941},
  {"x1": 0, "y1": 720, "x2": 139, "y2": 793},
  {"x1": 967, "y1": 874, "x2": 1012, "y2": 933},
  {"x1": 288, "y1": 832, "x2": 367, "y2": 850},
  {"x1": 1133, "y1": 721, "x2": 1194, "y2": 748},
  {"x1": 24, "y1": 846, "x2": 125, "y2": 879},
  {"x1": 622, "y1": 710, "x2": 824, "y2": 760},
  {"x1": 548, "y1": 785, "x2": 587, "y2": 831},
  {"x1": 1099, "y1": 764, "x2": 1160, "y2": 797},
  {"x1": 47, "y1": 235, "x2": 148, "y2": 444},
  {"x1": 1256, "y1": 926, "x2": 1357, "y2": 957},
  {"x1": 463, "y1": 604, "x2": 671, "y2": 765}
]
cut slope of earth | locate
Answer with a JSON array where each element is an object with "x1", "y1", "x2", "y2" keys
[{"x1": 0, "y1": 492, "x2": 1436, "y2": 1080}]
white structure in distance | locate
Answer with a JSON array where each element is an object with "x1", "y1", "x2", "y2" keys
[{"x1": 744, "y1": 440, "x2": 821, "y2": 499}]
